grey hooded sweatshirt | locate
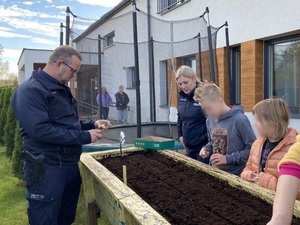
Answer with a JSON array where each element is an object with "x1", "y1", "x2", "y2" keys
[{"x1": 204, "y1": 105, "x2": 256, "y2": 175}]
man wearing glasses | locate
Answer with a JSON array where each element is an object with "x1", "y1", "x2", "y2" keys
[{"x1": 11, "y1": 45, "x2": 110, "y2": 225}]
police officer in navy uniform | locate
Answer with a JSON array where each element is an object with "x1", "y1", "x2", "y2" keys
[
  {"x1": 176, "y1": 65, "x2": 209, "y2": 163},
  {"x1": 11, "y1": 45, "x2": 111, "y2": 225}
]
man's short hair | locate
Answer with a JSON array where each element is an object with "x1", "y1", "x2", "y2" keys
[{"x1": 49, "y1": 45, "x2": 82, "y2": 63}]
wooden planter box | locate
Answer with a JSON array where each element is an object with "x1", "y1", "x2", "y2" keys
[{"x1": 80, "y1": 148, "x2": 300, "y2": 225}]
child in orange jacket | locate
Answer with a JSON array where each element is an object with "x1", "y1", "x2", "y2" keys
[{"x1": 241, "y1": 98, "x2": 298, "y2": 191}]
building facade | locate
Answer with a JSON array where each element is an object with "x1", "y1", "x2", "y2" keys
[
  {"x1": 73, "y1": 0, "x2": 300, "y2": 128},
  {"x1": 17, "y1": 49, "x2": 52, "y2": 83}
]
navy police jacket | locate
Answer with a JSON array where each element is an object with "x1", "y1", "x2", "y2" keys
[
  {"x1": 177, "y1": 87, "x2": 207, "y2": 149},
  {"x1": 11, "y1": 70, "x2": 94, "y2": 165}
]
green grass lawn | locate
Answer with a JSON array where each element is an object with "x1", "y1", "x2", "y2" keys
[{"x1": 0, "y1": 147, "x2": 110, "y2": 225}]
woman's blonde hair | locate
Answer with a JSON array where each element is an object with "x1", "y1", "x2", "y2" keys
[
  {"x1": 252, "y1": 98, "x2": 290, "y2": 140},
  {"x1": 175, "y1": 65, "x2": 197, "y2": 80},
  {"x1": 193, "y1": 81, "x2": 223, "y2": 103}
]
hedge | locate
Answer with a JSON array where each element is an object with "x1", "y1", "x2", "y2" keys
[
  {"x1": 11, "y1": 123, "x2": 24, "y2": 180},
  {"x1": 4, "y1": 103, "x2": 17, "y2": 158},
  {"x1": 0, "y1": 88, "x2": 12, "y2": 145}
]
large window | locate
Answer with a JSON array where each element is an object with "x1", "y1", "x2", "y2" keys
[
  {"x1": 126, "y1": 66, "x2": 136, "y2": 89},
  {"x1": 157, "y1": 0, "x2": 190, "y2": 14},
  {"x1": 103, "y1": 31, "x2": 115, "y2": 48},
  {"x1": 231, "y1": 46, "x2": 241, "y2": 104},
  {"x1": 265, "y1": 36, "x2": 300, "y2": 115},
  {"x1": 159, "y1": 61, "x2": 168, "y2": 106}
]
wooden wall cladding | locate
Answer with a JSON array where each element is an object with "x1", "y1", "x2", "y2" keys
[{"x1": 241, "y1": 40, "x2": 264, "y2": 111}]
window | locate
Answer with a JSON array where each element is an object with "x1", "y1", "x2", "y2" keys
[
  {"x1": 160, "y1": 61, "x2": 168, "y2": 106},
  {"x1": 103, "y1": 31, "x2": 115, "y2": 48},
  {"x1": 265, "y1": 36, "x2": 300, "y2": 115},
  {"x1": 126, "y1": 66, "x2": 136, "y2": 89},
  {"x1": 181, "y1": 55, "x2": 196, "y2": 72},
  {"x1": 157, "y1": 0, "x2": 190, "y2": 14},
  {"x1": 231, "y1": 46, "x2": 241, "y2": 104}
]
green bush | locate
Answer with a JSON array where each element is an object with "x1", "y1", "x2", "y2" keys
[
  {"x1": 0, "y1": 88, "x2": 12, "y2": 145},
  {"x1": 4, "y1": 104, "x2": 16, "y2": 158},
  {"x1": 12, "y1": 123, "x2": 24, "y2": 180},
  {"x1": 0, "y1": 89, "x2": 4, "y2": 103}
]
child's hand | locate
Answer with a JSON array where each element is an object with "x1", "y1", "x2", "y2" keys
[
  {"x1": 249, "y1": 172, "x2": 260, "y2": 183},
  {"x1": 199, "y1": 148, "x2": 210, "y2": 159},
  {"x1": 267, "y1": 219, "x2": 286, "y2": 225},
  {"x1": 210, "y1": 154, "x2": 227, "y2": 166}
]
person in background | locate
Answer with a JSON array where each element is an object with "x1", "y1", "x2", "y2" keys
[
  {"x1": 10, "y1": 45, "x2": 111, "y2": 225},
  {"x1": 115, "y1": 85, "x2": 129, "y2": 124},
  {"x1": 96, "y1": 87, "x2": 112, "y2": 119},
  {"x1": 267, "y1": 136, "x2": 300, "y2": 225},
  {"x1": 194, "y1": 81, "x2": 256, "y2": 175},
  {"x1": 176, "y1": 65, "x2": 208, "y2": 163},
  {"x1": 241, "y1": 98, "x2": 298, "y2": 192}
]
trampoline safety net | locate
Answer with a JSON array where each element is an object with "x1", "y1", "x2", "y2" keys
[{"x1": 70, "y1": 6, "x2": 221, "y2": 124}]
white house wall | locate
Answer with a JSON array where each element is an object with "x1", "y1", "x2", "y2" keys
[
  {"x1": 17, "y1": 49, "x2": 52, "y2": 83},
  {"x1": 75, "y1": 0, "x2": 300, "y2": 124},
  {"x1": 150, "y1": 0, "x2": 300, "y2": 47}
]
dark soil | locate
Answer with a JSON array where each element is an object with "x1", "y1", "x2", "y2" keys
[{"x1": 100, "y1": 151, "x2": 300, "y2": 225}]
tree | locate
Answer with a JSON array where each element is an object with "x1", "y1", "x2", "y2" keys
[
  {"x1": 12, "y1": 123, "x2": 24, "y2": 180},
  {"x1": 0, "y1": 45, "x2": 18, "y2": 87},
  {"x1": 0, "y1": 88, "x2": 12, "y2": 145},
  {"x1": 4, "y1": 102, "x2": 17, "y2": 158},
  {"x1": 0, "y1": 88, "x2": 4, "y2": 107}
]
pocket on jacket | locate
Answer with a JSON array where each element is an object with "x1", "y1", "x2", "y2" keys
[{"x1": 27, "y1": 193, "x2": 56, "y2": 225}]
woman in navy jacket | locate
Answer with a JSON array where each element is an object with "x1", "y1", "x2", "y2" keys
[{"x1": 176, "y1": 65, "x2": 208, "y2": 163}]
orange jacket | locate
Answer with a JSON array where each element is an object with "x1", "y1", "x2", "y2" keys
[{"x1": 241, "y1": 128, "x2": 298, "y2": 191}]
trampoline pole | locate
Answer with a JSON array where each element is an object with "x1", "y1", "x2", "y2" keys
[
  {"x1": 206, "y1": 7, "x2": 216, "y2": 83},
  {"x1": 98, "y1": 34, "x2": 103, "y2": 119},
  {"x1": 197, "y1": 33, "x2": 203, "y2": 81},
  {"x1": 132, "y1": 0, "x2": 142, "y2": 138},
  {"x1": 150, "y1": 37, "x2": 156, "y2": 122},
  {"x1": 65, "y1": 7, "x2": 70, "y2": 45},
  {"x1": 60, "y1": 23, "x2": 64, "y2": 46},
  {"x1": 225, "y1": 22, "x2": 233, "y2": 105},
  {"x1": 147, "y1": 0, "x2": 154, "y2": 122}
]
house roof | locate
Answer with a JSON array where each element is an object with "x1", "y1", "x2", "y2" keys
[
  {"x1": 73, "y1": 0, "x2": 132, "y2": 43},
  {"x1": 17, "y1": 48, "x2": 53, "y2": 66}
]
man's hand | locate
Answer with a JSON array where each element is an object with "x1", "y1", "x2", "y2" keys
[
  {"x1": 89, "y1": 129, "x2": 102, "y2": 143},
  {"x1": 249, "y1": 172, "x2": 260, "y2": 184},
  {"x1": 94, "y1": 120, "x2": 111, "y2": 130},
  {"x1": 199, "y1": 148, "x2": 210, "y2": 159},
  {"x1": 210, "y1": 154, "x2": 227, "y2": 166}
]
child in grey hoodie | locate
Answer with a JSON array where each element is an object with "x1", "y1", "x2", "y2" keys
[{"x1": 194, "y1": 82, "x2": 256, "y2": 175}]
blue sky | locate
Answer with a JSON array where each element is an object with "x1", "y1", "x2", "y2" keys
[{"x1": 0, "y1": 0, "x2": 122, "y2": 73}]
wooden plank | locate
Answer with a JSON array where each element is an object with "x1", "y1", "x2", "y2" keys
[
  {"x1": 79, "y1": 160, "x2": 97, "y2": 225},
  {"x1": 87, "y1": 201, "x2": 98, "y2": 225},
  {"x1": 162, "y1": 150, "x2": 300, "y2": 218},
  {"x1": 120, "y1": 193, "x2": 170, "y2": 225},
  {"x1": 80, "y1": 150, "x2": 171, "y2": 225}
]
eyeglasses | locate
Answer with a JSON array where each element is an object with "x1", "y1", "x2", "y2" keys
[
  {"x1": 54, "y1": 60, "x2": 78, "y2": 74},
  {"x1": 62, "y1": 62, "x2": 78, "y2": 74}
]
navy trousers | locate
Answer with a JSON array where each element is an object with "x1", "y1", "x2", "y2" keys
[
  {"x1": 186, "y1": 147, "x2": 210, "y2": 164},
  {"x1": 25, "y1": 163, "x2": 81, "y2": 225}
]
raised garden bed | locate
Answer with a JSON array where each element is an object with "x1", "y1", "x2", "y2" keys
[
  {"x1": 101, "y1": 151, "x2": 300, "y2": 225},
  {"x1": 80, "y1": 149, "x2": 300, "y2": 225}
]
